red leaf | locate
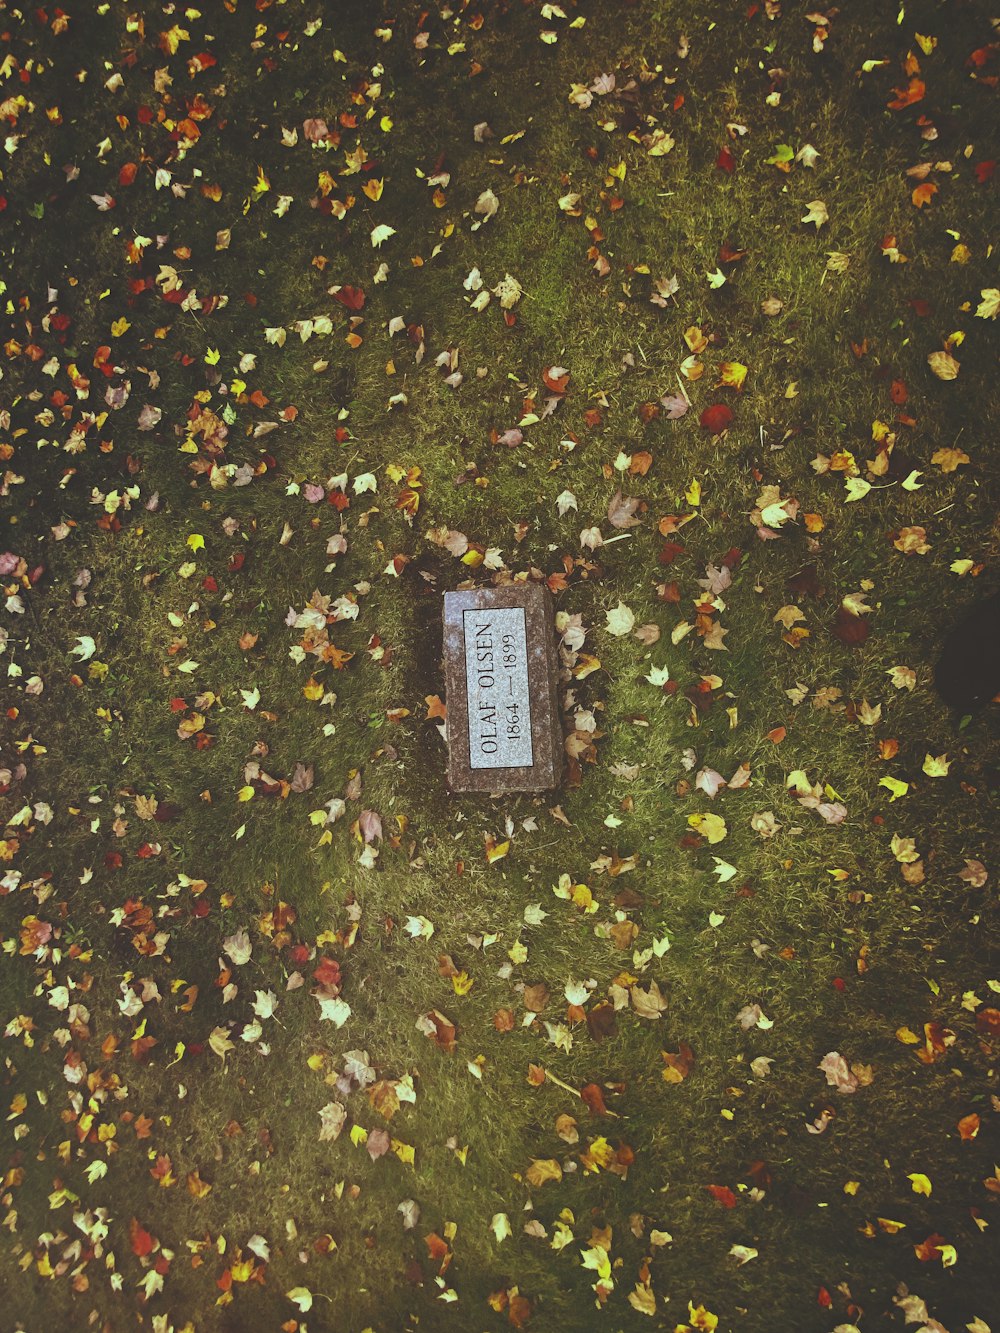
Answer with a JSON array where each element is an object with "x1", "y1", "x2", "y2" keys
[
  {"x1": 118, "y1": 161, "x2": 138, "y2": 186},
  {"x1": 129, "y1": 1218, "x2": 155, "y2": 1257},
  {"x1": 699, "y1": 403, "x2": 733, "y2": 433},
  {"x1": 787, "y1": 563, "x2": 824, "y2": 597},
  {"x1": 719, "y1": 240, "x2": 748, "y2": 263},
  {"x1": 716, "y1": 146, "x2": 735, "y2": 173},
  {"x1": 580, "y1": 1083, "x2": 609, "y2": 1115},
  {"x1": 706, "y1": 1184, "x2": 737, "y2": 1208},
  {"x1": 332, "y1": 285, "x2": 366, "y2": 310},
  {"x1": 312, "y1": 956, "x2": 342, "y2": 988},
  {"x1": 831, "y1": 607, "x2": 870, "y2": 646}
]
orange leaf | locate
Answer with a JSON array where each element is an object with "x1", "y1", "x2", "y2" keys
[
  {"x1": 957, "y1": 1112, "x2": 980, "y2": 1142},
  {"x1": 911, "y1": 181, "x2": 937, "y2": 208},
  {"x1": 913, "y1": 1233, "x2": 946, "y2": 1262},
  {"x1": 888, "y1": 78, "x2": 925, "y2": 110},
  {"x1": 660, "y1": 1041, "x2": 695, "y2": 1084}
]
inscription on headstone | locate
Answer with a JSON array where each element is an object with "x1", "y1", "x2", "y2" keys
[
  {"x1": 443, "y1": 584, "x2": 563, "y2": 792},
  {"x1": 463, "y1": 607, "x2": 533, "y2": 769}
]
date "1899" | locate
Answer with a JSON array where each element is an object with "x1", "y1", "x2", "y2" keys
[{"x1": 502, "y1": 632, "x2": 521, "y2": 738}]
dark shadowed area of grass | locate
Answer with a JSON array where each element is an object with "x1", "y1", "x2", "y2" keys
[{"x1": 1, "y1": 2, "x2": 999, "y2": 1331}]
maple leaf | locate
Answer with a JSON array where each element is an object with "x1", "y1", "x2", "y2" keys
[
  {"x1": 605, "y1": 602, "x2": 635, "y2": 636},
  {"x1": 630, "y1": 980, "x2": 668, "y2": 1018},
  {"x1": 209, "y1": 1026, "x2": 235, "y2": 1062},
  {"x1": 801, "y1": 199, "x2": 829, "y2": 228},
  {"x1": 223, "y1": 928, "x2": 252, "y2": 966},
  {"x1": 930, "y1": 446, "x2": 970, "y2": 472},
  {"x1": 315, "y1": 993, "x2": 351, "y2": 1027},
  {"x1": 607, "y1": 489, "x2": 642, "y2": 528},
  {"x1": 318, "y1": 1103, "x2": 346, "y2": 1146}
]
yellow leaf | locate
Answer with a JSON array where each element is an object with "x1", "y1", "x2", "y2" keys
[
  {"x1": 927, "y1": 349, "x2": 959, "y2": 380},
  {"x1": 717, "y1": 361, "x2": 747, "y2": 390},
  {"x1": 507, "y1": 940, "x2": 528, "y2": 965},
  {"x1": 569, "y1": 882, "x2": 597, "y2": 913},
  {"x1": 111, "y1": 317, "x2": 131, "y2": 337},
  {"x1": 159, "y1": 25, "x2": 190, "y2": 55},
  {"x1": 349, "y1": 1124, "x2": 368, "y2": 1146},
  {"x1": 236, "y1": 786, "x2": 255, "y2": 802},
  {"x1": 302, "y1": 677, "x2": 324, "y2": 701},
  {"x1": 879, "y1": 776, "x2": 909, "y2": 802},
  {"x1": 486, "y1": 840, "x2": 510, "y2": 864},
  {"x1": 687, "y1": 812, "x2": 728, "y2": 844},
  {"x1": 390, "y1": 1138, "x2": 415, "y2": 1165},
  {"x1": 451, "y1": 971, "x2": 474, "y2": 996},
  {"x1": 922, "y1": 753, "x2": 950, "y2": 778},
  {"x1": 843, "y1": 1180, "x2": 860, "y2": 1195},
  {"x1": 362, "y1": 177, "x2": 384, "y2": 201},
  {"x1": 526, "y1": 1157, "x2": 563, "y2": 1187},
  {"x1": 685, "y1": 478, "x2": 701, "y2": 507},
  {"x1": 896, "y1": 1026, "x2": 920, "y2": 1044},
  {"x1": 908, "y1": 1172, "x2": 932, "y2": 1197},
  {"x1": 186, "y1": 533, "x2": 205, "y2": 552}
]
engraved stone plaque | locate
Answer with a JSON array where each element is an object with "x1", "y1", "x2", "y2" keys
[{"x1": 443, "y1": 584, "x2": 563, "y2": 793}]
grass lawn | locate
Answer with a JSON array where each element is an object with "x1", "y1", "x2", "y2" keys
[{"x1": 2, "y1": 1, "x2": 999, "y2": 1330}]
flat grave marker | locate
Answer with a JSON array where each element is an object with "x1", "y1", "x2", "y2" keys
[{"x1": 442, "y1": 584, "x2": 563, "y2": 793}]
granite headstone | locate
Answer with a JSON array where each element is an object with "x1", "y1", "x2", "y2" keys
[{"x1": 443, "y1": 584, "x2": 563, "y2": 792}]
